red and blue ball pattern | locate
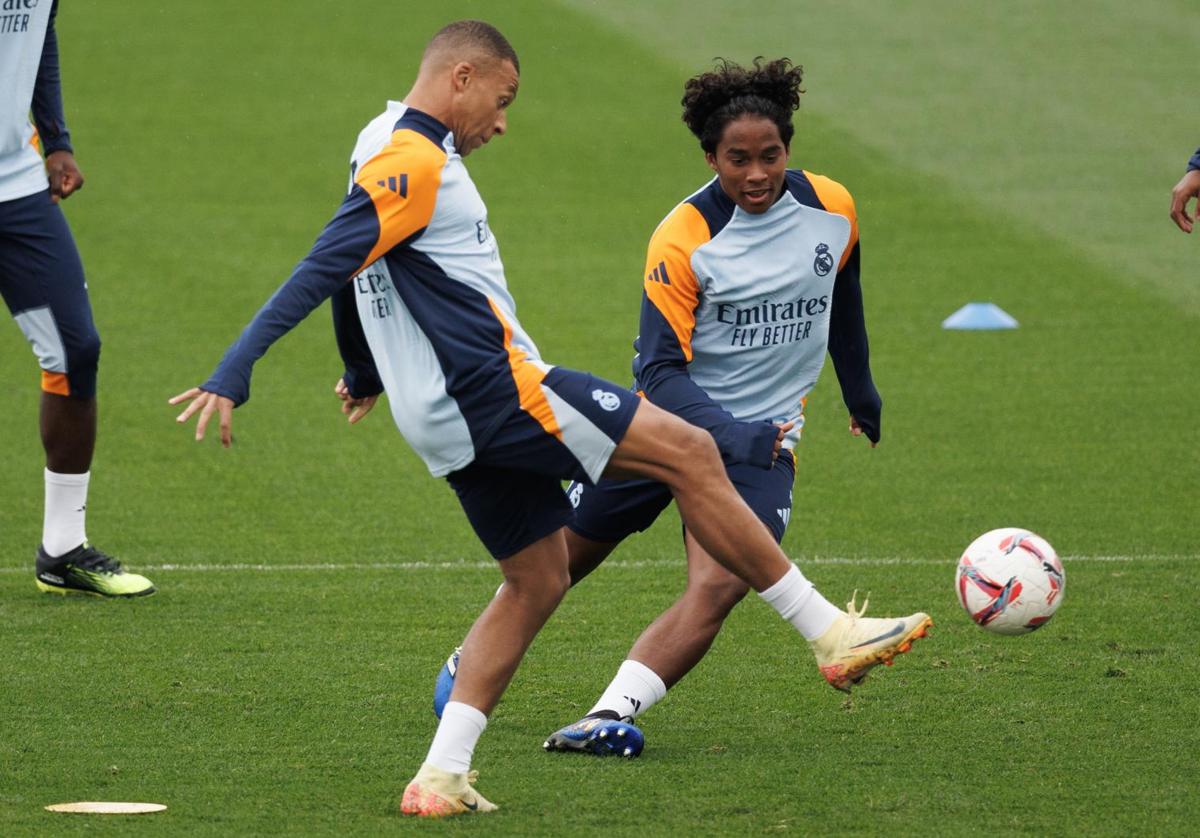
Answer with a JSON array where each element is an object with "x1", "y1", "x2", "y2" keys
[{"x1": 956, "y1": 528, "x2": 1065, "y2": 635}]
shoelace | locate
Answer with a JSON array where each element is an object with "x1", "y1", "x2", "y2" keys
[
  {"x1": 845, "y1": 589, "x2": 871, "y2": 619},
  {"x1": 76, "y1": 547, "x2": 123, "y2": 574}
]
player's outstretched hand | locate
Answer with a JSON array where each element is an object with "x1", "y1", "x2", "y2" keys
[
  {"x1": 45, "y1": 151, "x2": 84, "y2": 202},
  {"x1": 773, "y1": 420, "x2": 795, "y2": 461},
  {"x1": 849, "y1": 416, "x2": 877, "y2": 448},
  {"x1": 169, "y1": 388, "x2": 235, "y2": 447},
  {"x1": 335, "y1": 378, "x2": 378, "y2": 425},
  {"x1": 1170, "y1": 169, "x2": 1200, "y2": 233}
]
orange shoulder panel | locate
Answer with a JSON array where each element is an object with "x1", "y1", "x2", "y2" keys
[
  {"x1": 354, "y1": 129, "x2": 446, "y2": 269},
  {"x1": 643, "y1": 202, "x2": 711, "y2": 361},
  {"x1": 805, "y1": 172, "x2": 858, "y2": 271}
]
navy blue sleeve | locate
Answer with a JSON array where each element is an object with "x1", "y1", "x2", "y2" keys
[
  {"x1": 826, "y1": 242, "x2": 882, "y2": 443},
  {"x1": 1189, "y1": 148, "x2": 1200, "y2": 172},
  {"x1": 633, "y1": 294, "x2": 780, "y2": 469},
  {"x1": 32, "y1": 0, "x2": 72, "y2": 157},
  {"x1": 201, "y1": 185, "x2": 383, "y2": 405},
  {"x1": 331, "y1": 280, "x2": 383, "y2": 398}
]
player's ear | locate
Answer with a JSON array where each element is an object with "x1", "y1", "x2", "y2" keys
[
  {"x1": 704, "y1": 151, "x2": 719, "y2": 173},
  {"x1": 451, "y1": 61, "x2": 474, "y2": 92}
]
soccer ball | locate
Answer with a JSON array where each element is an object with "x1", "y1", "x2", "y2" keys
[{"x1": 955, "y1": 528, "x2": 1065, "y2": 635}]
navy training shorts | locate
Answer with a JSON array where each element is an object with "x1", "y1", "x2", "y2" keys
[
  {"x1": 447, "y1": 367, "x2": 639, "y2": 559},
  {"x1": 568, "y1": 448, "x2": 796, "y2": 545},
  {"x1": 0, "y1": 189, "x2": 99, "y2": 398}
]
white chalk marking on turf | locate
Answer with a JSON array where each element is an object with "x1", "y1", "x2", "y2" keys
[
  {"x1": 0, "y1": 554, "x2": 1192, "y2": 574},
  {"x1": 45, "y1": 802, "x2": 166, "y2": 815}
]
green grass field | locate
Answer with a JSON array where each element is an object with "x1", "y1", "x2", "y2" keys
[{"x1": 1, "y1": 1, "x2": 1197, "y2": 834}]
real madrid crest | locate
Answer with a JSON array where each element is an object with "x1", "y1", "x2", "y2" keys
[
  {"x1": 813, "y1": 243, "x2": 834, "y2": 277},
  {"x1": 592, "y1": 389, "x2": 621, "y2": 412}
]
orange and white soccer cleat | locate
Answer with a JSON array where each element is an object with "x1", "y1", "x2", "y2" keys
[
  {"x1": 809, "y1": 591, "x2": 932, "y2": 693},
  {"x1": 400, "y1": 762, "x2": 497, "y2": 818}
]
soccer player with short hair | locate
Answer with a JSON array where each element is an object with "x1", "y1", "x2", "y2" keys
[
  {"x1": 171, "y1": 23, "x2": 929, "y2": 817},
  {"x1": 1, "y1": 0, "x2": 154, "y2": 597},
  {"x1": 1169, "y1": 147, "x2": 1200, "y2": 233},
  {"x1": 433, "y1": 58, "x2": 930, "y2": 757}
]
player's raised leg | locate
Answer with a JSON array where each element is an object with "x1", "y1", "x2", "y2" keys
[
  {"x1": 606, "y1": 399, "x2": 931, "y2": 692},
  {"x1": 604, "y1": 399, "x2": 794, "y2": 589}
]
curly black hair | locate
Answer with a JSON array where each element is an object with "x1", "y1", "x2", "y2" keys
[{"x1": 681, "y1": 58, "x2": 804, "y2": 153}]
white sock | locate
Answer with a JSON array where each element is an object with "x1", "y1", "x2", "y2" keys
[
  {"x1": 425, "y1": 701, "x2": 487, "y2": 774},
  {"x1": 757, "y1": 563, "x2": 842, "y2": 640},
  {"x1": 587, "y1": 659, "x2": 667, "y2": 720},
  {"x1": 43, "y1": 469, "x2": 90, "y2": 558}
]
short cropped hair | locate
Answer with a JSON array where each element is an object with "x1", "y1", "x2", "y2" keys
[{"x1": 424, "y1": 20, "x2": 520, "y2": 74}]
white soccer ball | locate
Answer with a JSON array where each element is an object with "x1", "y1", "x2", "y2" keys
[{"x1": 955, "y1": 528, "x2": 1065, "y2": 635}]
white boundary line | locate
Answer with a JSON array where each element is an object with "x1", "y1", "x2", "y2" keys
[{"x1": 0, "y1": 554, "x2": 1193, "y2": 574}]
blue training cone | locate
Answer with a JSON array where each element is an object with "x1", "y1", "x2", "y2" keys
[{"x1": 942, "y1": 302, "x2": 1018, "y2": 330}]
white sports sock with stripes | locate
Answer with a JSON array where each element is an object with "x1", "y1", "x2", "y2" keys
[{"x1": 588, "y1": 659, "x2": 667, "y2": 720}]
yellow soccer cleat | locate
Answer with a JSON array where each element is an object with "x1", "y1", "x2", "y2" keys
[
  {"x1": 399, "y1": 763, "x2": 497, "y2": 818},
  {"x1": 810, "y1": 591, "x2": 931, "y2": 693},
  {"x1": 35, "y1": 543, "x2": 156, "y2": 598}
]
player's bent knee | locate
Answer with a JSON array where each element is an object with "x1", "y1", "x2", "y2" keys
[
  {"x1": 503, "y1": 572, "x2": 570, "y2": 615},
  {"x1": 674, "y1": 425, "x2": 722, "y2": 478},
  {"x1": 669, "y1": 421, "x2": 713, "y2": 458},
  {"x1": 32, "y1": 325, "x2": 102, "y2": 399},
  {"x1": 541, "y1": 561, "x2": 571, "y2": 601},
  {"x1": 501, "y1": 559, "x2": 571, "y2": 608},
  {"x1": 68, "y1": 330, "x2": 102, "y2": 373},
  {"x1": 61, "y1": 330, "x2": 101, "y2": 399}
]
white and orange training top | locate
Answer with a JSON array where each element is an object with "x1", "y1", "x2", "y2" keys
[
  {"x1": 205, "y1": 103, "x2": 551, "y2": 477},
  {"x1": 632, "y1": 171, "x2": 881, "y2": 468}
]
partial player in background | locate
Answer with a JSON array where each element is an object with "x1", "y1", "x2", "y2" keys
[
  {"x1": 434, "y1": 58, "x2": 932, "y2": 757},
  {"x1": 171, "y1": 23, "x2": 928, "y2": 818},
  {"x1": 0, "y1": 0, "x2": 154, "y2": 597},
  {"x1": 1169, "y1": 147, "x2": 1200, "y2": 233}
]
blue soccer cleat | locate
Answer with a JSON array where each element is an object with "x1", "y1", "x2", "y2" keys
[
  {"x1": 543, "y1": 711, "x2": 644, "y2": 758},
  {"x1": 432, "y1": 647, "x2": 460, "y2": 719}
]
